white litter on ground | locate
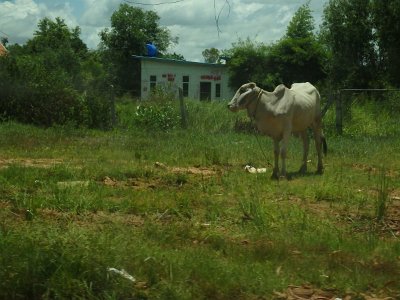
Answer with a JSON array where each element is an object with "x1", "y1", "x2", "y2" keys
[
  {"x1": 107, "y1": 268, "x2": 136, "y2": 282},
  {"x1": 244, "y1": 165, "x2": 267, "y2": 174}
]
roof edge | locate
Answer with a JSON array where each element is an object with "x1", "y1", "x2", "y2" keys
[{"x1": 132, "y1": 55, "x2": 226, "y2": 67}]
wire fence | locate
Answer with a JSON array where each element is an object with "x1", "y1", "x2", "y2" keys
[{"x1": 322, "y1": 89, "x2": 400, "y2": 136}]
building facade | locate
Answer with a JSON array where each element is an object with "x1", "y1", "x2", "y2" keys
[{"x1": 133, "y1": 55, "x2": 234, "y2": 101}]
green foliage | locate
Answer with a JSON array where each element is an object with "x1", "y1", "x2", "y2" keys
[
  {"x1": 321, "y1": 0, "x2": 377, "y2": 88},
  {"x1": 0, "y1": 18, "x2": 113, "y2": 128},
  {"x1": 133, "y1": 103, "x2": 179, "y2": 131},
  {"x1": 131, "y1": 86, "x2": 180, "y2": 131},
  {"x1": 375, "y1": 168, "x2": 390, "y2": 223},
  {"x1": 285, "y1": 1, "x2": 315, "y2": 39},
  {"x1": 161, "y1": 52, "x2": 185, "y2": 60},
  {"x1": 99, "y1": 4, "x2": 177, "y2": 94},
  {"x1": 225, "y1": 3, "x2": 326, "y2": 90},
  {"x1": 202, "y1": 47, "x2": 220, "y2": 63},
  {"x1": 341, "y1": 95, "x2": 400, "y2": 137},
  {"x1": 224, "y1": 38, "x2": 269, "y2": 90},
  {"x1": 265, "y1": 37, "x2": 327, "y2": 88},
  {"x1": 0, "y1": 54, "x2": 82, "y2": 126},
  {"x1": 371, "y1": 0, "x2": 400, "y2": 86}
]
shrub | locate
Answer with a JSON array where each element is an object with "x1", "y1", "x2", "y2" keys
[
  {"x1": 0, "y1": 54, "x2": 113, "y2": 128},
  {"x1": 133, "y1": 102, "x2": 179, "y2": 131}
]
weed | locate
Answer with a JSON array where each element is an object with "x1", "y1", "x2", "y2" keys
[
  {"x1": 1, "y1": 99, "x2": 400, "y2": 299},
  {"x1": 375, "y1": 167, "x2": 390, "y2": 223}
]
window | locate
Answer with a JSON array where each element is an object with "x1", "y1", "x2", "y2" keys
[
  {"x1": 200, "y1": 82, "x2": 211, "y2": 101},
  {"x1": 182, "y1": 76, "x2": 189, "y2": 97},
  {"x1": 215, "y1": 83, "x2": 221, "y2": 98},
  {"x1": 150, "y1": 75, "x2": 157, "y2": 91}
]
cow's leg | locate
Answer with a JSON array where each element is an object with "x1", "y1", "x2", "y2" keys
[
  {"x1": 313, "y1": 122, "x2": 324, "y2": 174},
  {"x1": 299, "y1": 131, "x2": 309, "y2": 174},
  {"x1": 272, "y1": 139, "x2": 280, "y2": 179},
  {"x1": 280, "y1": 126, "x2": 291, "y2": 178}
]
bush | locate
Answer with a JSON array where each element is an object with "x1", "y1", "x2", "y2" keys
[
  {"x1": 0, "y1": 54, "x2": 113, "y2": 128},
  {"x1": 133, "y1": 102, "x2": 179, "y2": 131}
]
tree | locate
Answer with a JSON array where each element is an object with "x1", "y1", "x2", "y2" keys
[
  {"x1": 0, "y1": 17, "x2": 113, "y2": 128},
  {"x1": 371, "y1": 0, "x2": 400, "y2": 86},
  {"x1": 223, "y1": 38, "x2": 269, "y2": 90},
  {"x1": 286, "y1": 1, "x2": 314, "y2": 39},
  {"x1": 225, "y1": 3, "x2": 326, "y2": 91},
  {"x1": 264, "y1": 2, "x2": 326, "y2": 88},
  {"x1": 21, "y1": 17, "x2": 88, "y2": 83},
  {"x1": 161, "y1": 52, "x2": 185, "y2": 60},
  {"x1": 100, "y1": 4, "x2": 177, "y2": 94},
  {"x1": 202, "y1": 47, "x2": 220, "y2": 63},
  {"x1": 320, "y1": 0, "x2": 377, "y2": 88}
]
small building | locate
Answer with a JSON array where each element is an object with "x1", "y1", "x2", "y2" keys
[{"x1": 133, "y1": 55, "x2": 234, "y2": 101}]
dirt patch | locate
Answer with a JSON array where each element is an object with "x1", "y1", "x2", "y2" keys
[
  {"x1": 0, "y1": 158, "x2": 63, "y2": 169},
  {"x1": 278, "y1": 195, "x2": 400, "y2": 237},
  {"x1": 1, "y1": 204, "x2": 146, "y2": 228},
  {"x1": 101, "y1": 163, "x2": 220, "y2": 190},
  {"x1": 102, "y1": 176, "x2": 164, "y2": 189},
  {"x1": 273, "y1": 284, "x2": 398, "y2": 300},
  {"x1": 154, "y1": 161, "x2": 218, "y2": 177},
  {"x1": 351, "y1": 163, "x2": 399, "y2": 178}
]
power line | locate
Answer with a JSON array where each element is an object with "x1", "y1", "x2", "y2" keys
[
  {"x1": 214, "y1": 0, "x2": 231, "y2": 37},
  {"x1": 0, "y1": 29, "x2": 10, "y2": 37},
  {"x1": 124, "y1": 0, "x2": 185, "y2": 5}
]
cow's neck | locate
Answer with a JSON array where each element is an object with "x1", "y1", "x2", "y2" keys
[{"x1": 247, "y1": 89, "x2": 263, "y2": 120}]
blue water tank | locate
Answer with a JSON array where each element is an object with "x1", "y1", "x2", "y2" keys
[{"x1": 146, "y1": 43, "x2": 157, "y2": 57}]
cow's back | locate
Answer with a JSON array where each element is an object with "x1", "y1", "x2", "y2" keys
[{"x1": 290, "y1": 82, "x2": 321, "y2": 132}]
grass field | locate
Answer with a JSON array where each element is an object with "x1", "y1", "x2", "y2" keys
[{"x1": 0, "y1": 99, "x2": 399, "y2": 299}]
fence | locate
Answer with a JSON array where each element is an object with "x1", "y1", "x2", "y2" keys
[{"x1": 322, "y1": 89, "x2": 400, "y2": 135}]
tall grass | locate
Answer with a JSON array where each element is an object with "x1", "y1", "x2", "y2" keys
[{"x1": 0, "y1": 97, "x2": 400, "y2": 299}]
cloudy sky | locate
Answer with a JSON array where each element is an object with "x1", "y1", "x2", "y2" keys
[{"x1": 0, "y1": 0, "x2": 328, "y2": 62}]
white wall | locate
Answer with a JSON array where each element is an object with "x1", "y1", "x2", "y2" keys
[{"x1": 138, "y1": 57, "x2": 234, "y2": 101}]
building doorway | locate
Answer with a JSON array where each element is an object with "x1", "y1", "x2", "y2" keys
[{"x1": 200, "y1": 82, "x2": 211, "y2": 101}]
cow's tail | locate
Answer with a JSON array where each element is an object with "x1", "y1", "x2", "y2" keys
[{"x1": 322, "y1": 134, "x2": 327, "y2": 156}]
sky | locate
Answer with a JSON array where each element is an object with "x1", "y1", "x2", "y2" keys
[{"x1": 0, "y1": 0, "x2": 328, "y2": 62}]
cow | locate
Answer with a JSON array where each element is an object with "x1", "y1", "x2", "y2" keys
[{"x1": 227, "y1": 82, "x2": 327, "y2": 179}]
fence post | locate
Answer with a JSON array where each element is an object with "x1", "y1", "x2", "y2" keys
[
  {"x1": 110, "y1": 84, "x2": 116, "y2": 128},
  {"x1": 321, "y1": 93, "x2": 335, "y2": 118},
  {"x1": 335, "y1": 91, "x2": 343, "y2": 135},
  {"x1": 178, "y1": 87, "x2": 188, "y2": 129}
]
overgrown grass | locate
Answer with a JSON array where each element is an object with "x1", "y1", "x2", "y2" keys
[{"x1": 0, "y1": 98, "x2": 399, "y2": 299}]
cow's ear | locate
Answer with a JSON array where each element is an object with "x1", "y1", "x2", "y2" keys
[{"x1": 249, "y1": 82, "x2": 256, "y2": 89}]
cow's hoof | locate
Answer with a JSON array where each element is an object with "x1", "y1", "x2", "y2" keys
[{"x1": 299, "y1": 165, "x2": 307, "y2": 174}]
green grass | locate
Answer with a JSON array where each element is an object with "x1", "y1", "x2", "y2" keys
[{"x1": 0, "y1": 99, "x2": 400, "y2": 299}]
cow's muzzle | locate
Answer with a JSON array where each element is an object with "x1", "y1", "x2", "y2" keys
[{"x1": 227, "y1": 104, "x2": 239, "y2": 112}]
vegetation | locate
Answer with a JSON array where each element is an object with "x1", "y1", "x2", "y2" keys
[
  {"x1": 99, "y1": 4, "x2": 177, "y2": 94},
  {"x1": 1, "y1": 2, "x2": 400, "y2": 298},
  {"x1": 0, "y1": 99, "x2": 399, "y2": 299},
  {"x1": 202, "y1": 47, "x2": 221, "y2": 63},
  {"x1": 0, "y1": 18, "x2": 112, "y2": 128},
  {"x1": 225, "y1": 0, "x2": 400, "y2": 90}
]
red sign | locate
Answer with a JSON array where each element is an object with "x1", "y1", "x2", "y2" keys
[{"x1": 201, "y1": 75, "x2": 221, "y2": 81}]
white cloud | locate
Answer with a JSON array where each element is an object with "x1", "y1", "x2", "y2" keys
[
  {"x1": 0, "y1": 0, "x2": 78, "y2": 44},
  {"x1": 0, "y1": 0, "x2": 43, "y2": 43},
  {"x1": 80, "y1": 0, "x2": 120, "y2": 27},
  {"x1": 0, "y1": 0, "x2": 327, "y2": 61}
]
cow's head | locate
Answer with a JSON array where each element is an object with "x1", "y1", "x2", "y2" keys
[{"x1": 227, "y1": 82, "x2": 257, "y2": 112}]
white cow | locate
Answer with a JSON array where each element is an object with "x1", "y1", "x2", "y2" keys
[{"x1": 227, "y1": 82, "x2": 327, "y2": 179}]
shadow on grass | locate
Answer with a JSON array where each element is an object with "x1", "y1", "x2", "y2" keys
[{"x1": 277, "y1": 170, "x2": 324, "y2": 181}]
